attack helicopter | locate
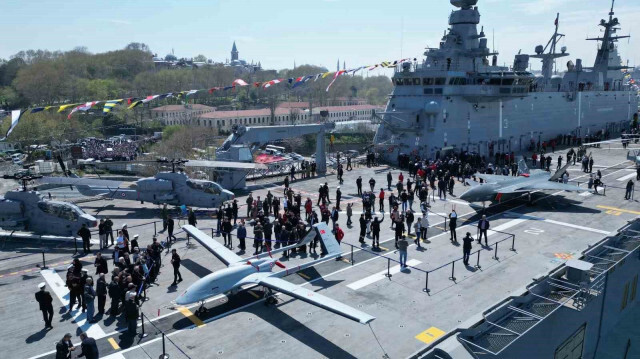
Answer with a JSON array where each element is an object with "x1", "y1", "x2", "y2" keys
[
  {"x1": 38, "y1": 158, "x2": 241, "y2": 208},
  {"x1": 0, "y1": 173, "x2": 97, "y2": 236}
]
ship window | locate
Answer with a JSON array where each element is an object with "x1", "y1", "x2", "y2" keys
[
  {"x1": 423, "y1": 78, "x2": 434, "y2": 85},
  {"x1": 413, "y1": 78, "x2": 421, "y2": 85},
  {"x1": 499, "y1": 88, "x2": 511, "y2": 94},
  {"x1": 449, "y1": 78, "x2": 466, "y2": 85},
  {"x1": 502, "y1": 78, "x2": 515, "y2": 86},
  {"x1": 489, "y1": 78, "x2": 502, "y2": 85},
  {"x1": 424, "y1": 88, "x2": 433, "y2": 95},
  {"x1": 554, "y1": 324, "x2": 585, "y2": 359},
  {"x1": 434, "y1": 88, "x2": 443, "y2": 95},
  {"x1": 434, "y1": 78, "x2": 446, "y2": 85},
  {"x1": 395, "y1": 78, "x2": 403, "y2": 85}
]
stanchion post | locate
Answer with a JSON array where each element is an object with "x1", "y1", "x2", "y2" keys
[
  {"x1": 41, "y1": 251, "x2": 48, "y2": 269},
  {"x1": 154, "y1": 222, "x2": 157, "y2": 236},
  {"x1": 423, "y1": 271, "x2": 430, "y2": 293},
  {"x1": 159, "y1": 332, "x2": 170, "y2": 359},
  {"x1": 493, "y1": 242, "x2": 499, "y2": 260},
  {"x1": 73, "y1": 237, "x2": 78, "y2": 254},
  {"x1": 444, "y1": 217, "x2": 448, "y2": 232},
  {"x1": 350, "y1": 246, "x2": 354, "y2": 265},
  {"x1": 475, "y1": 250, "x2": 482, "y2": 269},
  {"x1": 449, "y1": 261, "x2": 456, "y2": 281},
  {"x1": 139, "y1": 312, "x2": 148, "y2": 338},
  {"x1": 385, "y1": 258, "x2": 392, "y2": 278},
  {"x1": 511, "y1": 235, "x2": 516, "y2": 251}
]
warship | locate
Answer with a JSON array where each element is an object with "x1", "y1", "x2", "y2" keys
[{"x1": 374, "y1": 0, "x2": 638, "y2": 162}]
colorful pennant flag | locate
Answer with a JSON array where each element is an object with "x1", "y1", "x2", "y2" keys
[
  {"x1": 326, "y1": 70, "x2": 346, "y2": 92},
  {"x1": 0, "y1": 110, "x2": 25, "y2": 141},
  {"x1": 30, "y1": 107, "x2": 46, "y2": 113},
  {"x1": 68, "y1": 101, "x2": 100, "y2": 119},
  {"x1": 103, "y1": 99, "x2": 123, "y2": 114},
  {"x1": 57, "y1": 103, "x2": 80, "y2": 113},
  {"x1": 232, "y1": 79, "x2": 249, "y2": 87}
]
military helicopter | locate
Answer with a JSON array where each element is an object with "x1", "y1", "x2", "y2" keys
[
  {"x1": 0, "y1": 173, "x2": 98, "y2": 236},
  {"x1": 39, "y1": 158, "x2": 237, "y2": 208}
]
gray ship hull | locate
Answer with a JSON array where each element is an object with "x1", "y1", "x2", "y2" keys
[{"x1": 376, "y1": 90, "x2": 637, "y2": 161}]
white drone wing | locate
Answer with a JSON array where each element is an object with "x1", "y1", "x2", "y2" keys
[
  {"x1": 258, "y1": 276, "x2": 375, "y2": 324},
  {"x1": 182, "y1": 225, "x2": 243, "y2": 266}
]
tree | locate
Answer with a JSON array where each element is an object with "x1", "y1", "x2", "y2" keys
[
  {"x1": 165, "y1": 54, "x2": 178, "y2": 62},
  {"x1": 125, "y1": 42, "x2": 151, "y2": 53},
  {"x1": 193, "y1": 54, "x2": 207, "y2": 62}
]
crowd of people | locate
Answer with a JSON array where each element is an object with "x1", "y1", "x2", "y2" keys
[
  {"x1": 79, "y1": 137, "x2": 140, "y2": 161},
  {"x1": 38, "y1": 128, "x2": 639, "y2": 357}
]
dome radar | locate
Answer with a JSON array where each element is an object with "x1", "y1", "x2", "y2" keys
[{"x1": 450, "y1": 0, "x2": 478, "y2": 9}]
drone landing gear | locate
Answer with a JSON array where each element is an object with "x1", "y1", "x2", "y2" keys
[
  {"x1": 263, "y1": 288, "x2": 278, "y2": 305},
  {"x1": 195, "y1": 301, "x2": 208, "y2": 315}
]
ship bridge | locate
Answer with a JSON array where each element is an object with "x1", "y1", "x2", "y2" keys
[{"x1": 392, "y1": 66, "x2": 536, "y2": 102}]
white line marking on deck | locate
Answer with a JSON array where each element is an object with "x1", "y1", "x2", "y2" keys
[
  {"x1": 616, "y1": 172, "x2": 636, "y2": 182},
  {"x1": 40, "y1": 269, "x2": 107, "y2": 338},
  {"x1": 347, "y1": 259, "x2": 421, "y2": 290}
]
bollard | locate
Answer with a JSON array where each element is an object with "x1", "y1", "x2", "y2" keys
[
  {"x1": 154, "y1": 222, "x2": 157, "y2": 236},
  {"x1": 41, "y1": 251, "x2": 48, "y2": 269},
  {"x1": 493, "y1": 242, "x2": 499, "y2": 260},
  {"x1": 511, "y1": 235, "x2": 516, "y2": 251},
  {"x1": 211, "y1": 228, "x2": 214, "y2": 238},
  {"x1": 139, "y1": 312, "x2": 148, "y2": 338},
  {"x1": 385, "y1": 258, "x2": 392, "y2": 278},
  {"x1": 159, "y1": 332, "x2": 170, "y2": 359},
  {"x1": 449, "y1": 261, "x2": 456, "y2": 281},
  {"x1": 476, "y1": 250, "x2": 482, "y2": 269},
  {"x1": 350, "y1": 246, "x2": 354, "y2": 265},
  {"x1": 73, "y1": 237, "x2": 78, "y2": 254},
  {"x1": 423, "y1": 271, "x2": 430, "y2": 293}
]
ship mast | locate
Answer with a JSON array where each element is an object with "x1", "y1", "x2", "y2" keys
[
  {"x1": 585, "y1": 0, "x2": 631, "y2": 83},
  {"x1": 529, "y1": 13, "x2": 569, "y2": 83}
]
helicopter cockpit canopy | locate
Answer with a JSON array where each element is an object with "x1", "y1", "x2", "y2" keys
[
  {"x1": 186, "y1": 180, "x2": 222, "y2": 195},
  {"x1": 38, "y1": 202, "x2": 86, "y2": 222}
]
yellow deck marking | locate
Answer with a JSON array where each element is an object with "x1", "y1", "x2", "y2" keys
[
  {"x1": 297, "y1": 272, "x2": 311, "y2": 280},
  {"x1": 554, "y1": 253, "x2": 573, "y2": 260},
  {"x1": 248, "y1": 290, "x2": 261, "y2": 299},
  {"x1": 107, "y1": 337, "x2": 120, "y2": 350},
  {"x1": 9, "y1": 272, "x2": 17, "y2": 275},
  {"x1": 378, "y1": 246, "x2": 389, "y2": 251},
  {"x1": 340, "y1": 258, "x2": 351, "y2": 264},
  {"x1": 598, "y1": 205, "x2": 640, "y2": 216},
  {"x1": 415, "y1": 327, "x2": 446, "y2": 344},
  {"x1": 178, "y1": 306, "x2": 206, "y2": 327}
]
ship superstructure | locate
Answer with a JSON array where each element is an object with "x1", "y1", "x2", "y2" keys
[{"x1": 374, "y1": 0, "x2": 638, "y2": 162}]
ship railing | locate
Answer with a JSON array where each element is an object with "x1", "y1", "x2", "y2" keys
[
  {"x1": 456, "y1": 222, "x2": 640, "y2": 356},
  {"x1": 340, "y1": 228, "x2": 516, "y2": 295}
]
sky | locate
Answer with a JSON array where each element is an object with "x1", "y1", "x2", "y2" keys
[{"x1": 1, "y1": 0, "x2": 639, "y2": 73}]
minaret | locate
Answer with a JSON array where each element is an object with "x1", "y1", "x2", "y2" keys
[
  {"x1": 231, "y1": 41, "x2": 239, "y2": 61},
  {"x1": 337, "y1": 59, "x2": 340, "y2": 72},
  {"x1": 343, "y1": 60, "x2": 346, "y2": 70}
]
